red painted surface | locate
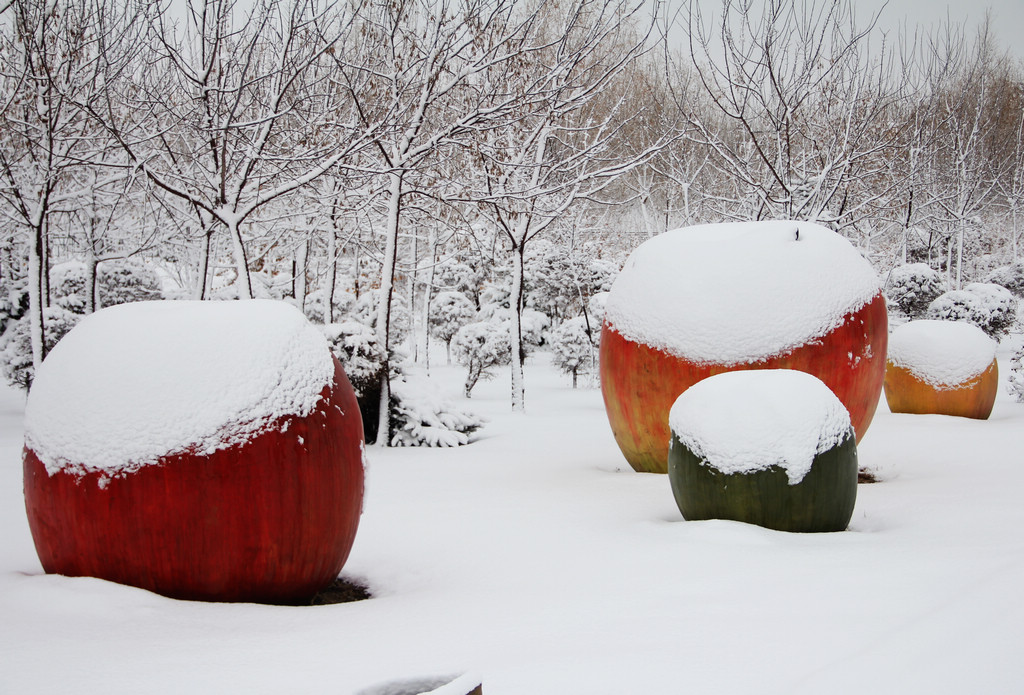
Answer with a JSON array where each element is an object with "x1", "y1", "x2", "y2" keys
[
  {"x1": 884, "y1": 358, "x2": 998, "y2": 420},
  {"x1": 24, "y1": 355, "x2": 364, "y2": 604},
  {"x1": 600, "y1": 292, "x2": 888, "y2": 473}
]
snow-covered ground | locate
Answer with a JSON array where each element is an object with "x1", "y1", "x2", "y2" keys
[{"x1": 2, "y1": 345, "x2": 1023, "y2": 694}]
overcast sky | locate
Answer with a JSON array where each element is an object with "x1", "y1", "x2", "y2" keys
[{"x1": 659, "y1": 0, "x2": 1024, "y2": 59}]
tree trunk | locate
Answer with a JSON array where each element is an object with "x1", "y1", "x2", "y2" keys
[
  {"x1": 228, "y1": 221, "x2": 253, "y2": 300},
  {"x1": 295, "y1": 237, "x2": 309, "y2": 314},
  {"x1": 509, "y1": 241, "x2": 526, "y2": 413},
  {"x1": 85, "y1": 252, "x2": 98, "y2": 314},
  {"x1": 956, "y1": 219, "x2": 966, "y2": 290},
  {"x1": 326, "y1": 224, "x2": 337, "y2": 323},
  {"x1": 374, "y1": 171, "x2": 403, "y2": 446},
  {"x1": 420, "y1": 232, "x2": 437, "y2": 375},
  {"x1": 194, "y1": 228, "x2": 213, "y2": 301},
  {"x1": 27, "y1": 219, "x2": 45, "y2": 368}
]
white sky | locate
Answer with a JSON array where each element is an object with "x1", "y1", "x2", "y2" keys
[{"x1": 659, "y1": 0, "x2": 1024, "y2": 59}]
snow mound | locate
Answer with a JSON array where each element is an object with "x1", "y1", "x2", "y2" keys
[
  {"x1": 604, "y1": 221, "x2": 881, "y2": 364},
  {"x1": 887, "y1": 319, "x2": 996, "y2": 388},
  {"x1": 669, "y1": 369, "x2": 853, "y2": 485},
  {"x1": 25, "y1": 300, "x2": 335, "y2": 476}
]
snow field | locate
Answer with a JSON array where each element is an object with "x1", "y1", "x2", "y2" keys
[{"x1": 1, "y1": 346, "x2": 1023, "y2": 694}]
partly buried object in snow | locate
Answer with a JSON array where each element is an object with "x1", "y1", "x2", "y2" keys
[
  {"x1": 668, "y1": 369, "x2": 858, "y2": 533},
  {"x1": 884, "y1": 319, "x2": 998, "y2": 420},
  {"x1": 600, "y1": 220, "x2": 887, "y2": 474},
  {"x1": 22, "y1": 299, "x2": 366, "y2": 604},
  {"x1": 356, "y1": 672, "x2": 483, "y2": 695}
]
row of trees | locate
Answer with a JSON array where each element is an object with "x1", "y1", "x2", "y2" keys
[{"x1": 2, "y1": 0, "x2": 1023, "y2": 441}]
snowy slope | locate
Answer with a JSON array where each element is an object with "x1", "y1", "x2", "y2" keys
[{"x1": 1, "y1": 348, "x2": 1023, "y2": 694}]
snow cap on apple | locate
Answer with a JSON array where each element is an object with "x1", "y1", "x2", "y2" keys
[
  {"x1": 25, "y1": 299, "x2": 336, "y2": 477},
  {"x1": 669, "y1": 369, "x2": 853, "y2": 485},
  {"x1": 887, "y1": 319, "x2": 997, "y2": 388},
  {"x1": 604, "y1": 221, "x2": 881, "y2": 364}
]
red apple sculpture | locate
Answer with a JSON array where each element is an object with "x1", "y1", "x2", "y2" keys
[
  {"x1": 601, "y1": 221, "x2": 887, "y2": 474},
  {"x1": 884, "y1": 319, "x2": 998, "y2": 420},
  {"x1": 23, "y1": 300, "x2": 365, "y2": 604}
]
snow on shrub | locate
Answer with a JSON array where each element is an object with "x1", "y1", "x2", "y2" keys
[
  {"x1": 1009, "y1": 345, "x2": 1024, "y2": 403},
  {"x1": 885, "y1": 263, "x2": 946, "y2": 318},
  {"x1": 963, "y1": 283, "x2": 1018, "y2": 337},
  {"x1": 927, "y1": 283, "x2": 1018, "y2": 339},
  {"x1": 390, "y1": 373, "x2": 485, "y2": 447},
  {"x1": 549, "y1": 316, "x2": 598, "y2": 388},
  {"x1": 0, "y1": 277, "x2": 28, "y2": 335},
  {"x1": 429, "y1": 291, "x2": 476, "y2": 363},
  {"x1": 97, "y1": 259, "x2": 163, "y2": 307},
  {"x1": 987, "y1": 261, "x2": 1024, "y2": 298},
  {"x1": 452, "y1": 320, "x2": 511, "y2": 397},
  {"x1": 321, "y1": 320, "x2": 387, "y2": 401},
  {"x1": 520, "y1": 307, "x2": 550, "y2": 351},
  {"x1": 349, "y1": 288, "x2": 412, "y2": 346},
  {"x1": 50, "y1": 261, "x2": 90, "y2": 314},
  {"x1": 0, "y1": 306, "x2": 81, "y2": 389},
  {"x1": 588, "y1": 291, "x2": 609, "y2": 324},
  {"x1": 322, "y1": 320, "x2": 483, "y2": 446}
]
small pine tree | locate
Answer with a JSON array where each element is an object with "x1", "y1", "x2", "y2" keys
[
  {"x1": 428, "y1": 291, "x2": 475, "y2": 364},
  {"x1": 452, "y1": 320, "x2": 511, "y2": 397},
  {"x1": 549, "y1": 317, "x2": 597, "y2": 388}
]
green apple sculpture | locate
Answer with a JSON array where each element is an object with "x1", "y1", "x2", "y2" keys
[{"x1": 668, "y1": 369, "x2": 858, "y2": 533}]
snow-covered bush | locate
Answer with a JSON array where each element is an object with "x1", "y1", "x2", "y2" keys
[
  {"x1": 524, "y1": 240, "x2": 575, "y2": 319},
  {"x1": 963, "y1": 283, "x2": 1018, "y2": 337},
  {"x1": 302, "y1": 287, "x2": 356, "y2": 325},
  {"x1": 321, "y1": 320, "x2": 387, "y2": 401},
  {"x1": 927, "y1": 283, "x2": 1018, "y2": 339},
  {"x1": 0, "y1": 306, "x2": 81, "y2": 389},
  {"x1": 549, "y1": 316, "x2": 598, "y2": 388},
  {"x1": 885, "y1": 263, "x2": 946, "y2": 318},
  {"x1": 520, "y1": 307, "x2": 550, "y2": 352},
  {"x1": 987, "y1": 261, "x2": 1024, "y2": 298},
  {"x1": 1009, "y1": 345, "x2": 1024, "y2": 403},
  {"x1": 428, "y1": 291, "x2": 475, "y2": 363},
  {"x1": 588, "y1": 291, "x2": 609, "y2": 324},
  {"x1": 97, "y1": 260, "x2": 163, "y2": 307},
  {"x1": 322, "y1": 320, "x2": 483, "y2": 446},
  {"x1": 50, "y1": 261, "x2": 90, "y2": 314},
  {"x1": 390, "y1": 374, "x2": 485, "y2": 447},
  {"x1": 0, "y1": 278, "x2": 28, "y2": 336},
  {"x1": 452, "y1": 320, "x2": 511, "y2": 397},
  {"x1": 348, "y1": 288, "x2": 412, "y2": 347}
]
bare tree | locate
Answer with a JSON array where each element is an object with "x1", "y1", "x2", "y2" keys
[
  {"x1": 468, "y1": 0, "x2": 664, "y2": 412},
  {"x1": 927, "y1": 19, "x2": 1020, "y2": 287},
  {"x1": 0, "y1": 0, "x2": 141, "y2": 368},
  {"x1": 93, "y1": 0, "x2": 377, "y2": 300},
  {"x1": 333, "y1": 0, "x2": 584, "y2": 441},
  {"x1": 673, "y1": 0, "x2": 904, "y2": 231}
]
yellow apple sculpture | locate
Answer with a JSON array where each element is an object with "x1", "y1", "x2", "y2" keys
[{"x1": 884, "y1": 319, "x2": 998, "y2": 420}]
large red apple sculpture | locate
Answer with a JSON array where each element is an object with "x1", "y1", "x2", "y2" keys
[
  {"x1": 600, "y1": 221, "x2": 887, "y2": 474},
  {"x1": 884, "y1": 319, "x2": 998, "y2": 419},
  {"x1": 23, "y1": 299, "x2": 365, "y2": 603}
]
